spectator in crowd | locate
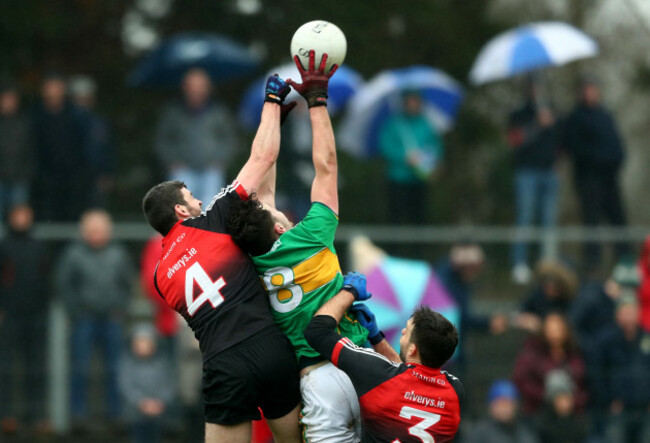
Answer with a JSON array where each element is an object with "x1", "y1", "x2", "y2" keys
[
  {"x1": 140, "y1": 234, "x2": 179, "y2": 359},
  {"x1": 155, "y1": 68, "x2": 238, "y2": 205},
  {"x1": 467, "y1": 379, "x2": 539, "y2": 443},
  {"x1": 598, "y1": 296, "x2": 650, "y2": 442},
  {"x1": 536, "y1": 369, "x2": 588, "y2": 443},
  {"x1": 0, "y1": 82, "x2": 34, "y2": 222},
  {"x1": 513, "y1": 312, "x2": 587, "y2": 417},
  {"x1": 32, "y1": 72, "x2": 87, "y2": 221},
  {"x1": 69, "y1": 75, "x2": 116, "y2": 209},
  {"x1": 563, "y1": 77, "x2": 628, "y2": 270},
  {"x1": 119, "y1": 323, "x2": 175, "y2": 443},
  {"x1": 379, "y1": 90, "x2": 443, "y2": 224},
  {"x1": 516, "y1": 260, "x2": 578, "y2": 334},
  {"x1": 0, "y1": 205, "x2": 50, "y2": 436},
  {"x1": 638, "y1": 235, "x2": 650, "y2": 333},
  {"x1": 568, "y1": 258, "x2": 638, "y2": 441},
  {"x1": 507, "y1": 78, "x2": 560, "y2": 285},
  {"x1": 56, "y1": 209, "x2": 134, "y2": 429},
  {"x1": 435, "y1": 243, "x2": 507, "y2": 374}
]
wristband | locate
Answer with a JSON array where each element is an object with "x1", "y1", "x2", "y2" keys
[
  {"x1": 342, "y1": 284, "x2": 358, "y2": 299},
  {"x1": 264, "y1": 93, "x2": 283, "y2": 105},
  {"x1": 369, "y1": 330, "x2": 385, "y2": 346},
  {"x1": 305, "y1": 92, "x2": 328, "y2": 108}
]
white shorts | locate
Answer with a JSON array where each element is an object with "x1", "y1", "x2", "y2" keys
[{"x1": 299, "y1": 362, "x2": 361, "y2": 443}]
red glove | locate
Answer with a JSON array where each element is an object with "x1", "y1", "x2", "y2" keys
[
  {"x1": 280, "y1": 101, "x2": 297, "y2": 125},
  {"x1": 287, "y1": 50, "x2": 338, "y2": 108}
]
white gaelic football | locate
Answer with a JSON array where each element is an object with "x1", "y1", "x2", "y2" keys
[{"x1": 290, "y1": 20, "x2": 347, "y2": 72}]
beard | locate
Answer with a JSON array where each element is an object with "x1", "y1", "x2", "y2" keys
[{"x1": 399, "y1": 347, "x2": 407, "y2": 363}]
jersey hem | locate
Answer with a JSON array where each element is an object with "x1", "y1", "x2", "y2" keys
[{"x1": 201, "y1": 323, "x2": 279, "y2": 362}]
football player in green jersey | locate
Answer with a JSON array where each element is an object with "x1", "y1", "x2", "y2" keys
[{"x1": 228, "y1": 51, "x2": 400, "y2": 443}]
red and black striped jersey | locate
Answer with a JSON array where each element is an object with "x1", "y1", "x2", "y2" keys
[
  {"x1": 305, "y1": 315, "x2": 463, "y2": 443},
  {"x1": 154, "y1": 182, "x2": 276, "y2": 361}
]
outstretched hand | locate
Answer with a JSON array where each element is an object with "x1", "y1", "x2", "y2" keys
[
  {"x1": 343, "y1": 271, "x2": 371, "y2": 301},
  {"x1": 264, "y1": 74, "x2": 292, "y2": 105},
  {"x1": 350, "y1": 303, "x2": 384, "y2": 345},
  {"x1": 287, "y1": 50, "x2": 338, "y2": 108}
]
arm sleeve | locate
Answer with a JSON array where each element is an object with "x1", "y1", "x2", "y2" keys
[
  {"x1": 186, "y1": 181, "x2": 248, "y2": 234},
  {"x1": 55, "y1": 247, "x2": 78, "y2": 315},
  {"x1": 118, "y1": 358, "x2": 147, "y2": 408},
  {"x1": 305, "y1": 315, "x2": 406, "y2": 397},
  {"x1": 379, "y1": 119, "x2": 407, "y2": 164},
  {"x1": 118, "y1": 247, "x2": 135, "y2": 304},
  {"x1": 154, "y1": 108, "x2": 178, "y2": 167},
  {"x1": 0, "y1": 245, "x2": 6, "y2": 310},
  {"x1": 212, "y1": 106, "x2": 238, "y2": 164}
]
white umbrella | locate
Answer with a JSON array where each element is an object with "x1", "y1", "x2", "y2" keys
[{"x1": 470, "y1": 21, "x2": 599, "y2": 85}]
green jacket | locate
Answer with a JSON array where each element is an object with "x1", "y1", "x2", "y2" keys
[{"x1": 379, "y1": 113, "x2": 443, "y2": 184}]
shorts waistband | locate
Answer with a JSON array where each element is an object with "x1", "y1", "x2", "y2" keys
[{"x1": 298, "y1": 355, "x2": 326, "y2": 371}]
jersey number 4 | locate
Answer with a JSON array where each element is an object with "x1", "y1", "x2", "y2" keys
[
  {"x1": 392, "y1": 406, "x2": 441, "y2": 443},
  {"x1": 185, "y1": 262, "x2": 226, "y2": 316}
]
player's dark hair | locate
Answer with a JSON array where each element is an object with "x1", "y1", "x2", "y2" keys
[
  {"x1": 142, "y1": 181, "x2": 188, "y2": 236},
  {"x1": 227, "y1": 194, "x2": 276, "y2": 256},
  {"x1": 410, "y1": 306, "x2": 458, "y2": 368}
]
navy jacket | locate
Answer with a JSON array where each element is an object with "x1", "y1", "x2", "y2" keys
[{"x1": 563, "y1": 103, "x2": 625, "y2": 173}]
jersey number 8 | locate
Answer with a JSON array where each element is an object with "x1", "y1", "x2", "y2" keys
[{"x1": 262, "y1": 266, "x2": 304, "y2": 313}]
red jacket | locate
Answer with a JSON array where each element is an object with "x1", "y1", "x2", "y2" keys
[
  {"x1": 513, "y1": 336, "x2": 587, "y2": 416},
  {"x1": 639, "y1": 236, "x2": 650, "y2": 332},
  {"x1": 141, "y1": 235, "x2": 179, "y2": 337}
]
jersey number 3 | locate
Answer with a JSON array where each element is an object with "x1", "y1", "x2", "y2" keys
[
  {"x1": 392, "y1": 406, "x2": 441, "y2": 443},
  {"x1": 185, "y1": 262, "x2": 226, "y2": 316}
]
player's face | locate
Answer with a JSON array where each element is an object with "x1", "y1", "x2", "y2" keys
[
  {"x1": 179, "y1": 187, "x2": 203, "y2": 217},
  {"x1": 263, "y1": 204, "x2": 294, "y2": 233},
  {"x1": 399, "y1": 318, "x2": 414, "y2": 362}
]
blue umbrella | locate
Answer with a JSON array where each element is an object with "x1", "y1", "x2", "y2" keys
[
  {"x1": 238, "y1": 63, "x2": 363, "y2": 130},
  {"x1": 338, "y1": 66, "x2": 463, "y2": 158},
  {"x1": 128, "y1": 32, "x2": 260, "y2": 87},
  {"x1": 469, "y1": 21, "x2": 599, "y2": 85}
]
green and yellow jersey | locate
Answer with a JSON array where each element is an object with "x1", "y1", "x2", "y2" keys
[{"x1": 251, "y1": 202, "x2": 368, "y2": 366}]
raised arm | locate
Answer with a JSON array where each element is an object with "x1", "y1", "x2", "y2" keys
[
  {"x1": 309, "y1": 106, "x2": 338, "y2": 213},
  {"x1": 255, "y1": 101, "x2": 297, "y2": 208},
  {"x1": 286, "y1": 50, "x2": 339, "y2": 213},
  {"x1": 236, "y1": 76, "x2": 291, "y2": 196},
  {"x1": 305, "y1": 274, "x2": 404, "y2": 397},
  {"x1": 309, "y1": 272, "x2": 402, "y2": 363}
]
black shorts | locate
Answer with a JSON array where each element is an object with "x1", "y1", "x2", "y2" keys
[{"x1": 202, "y1": 326, "x2": 300, "y2": 425}]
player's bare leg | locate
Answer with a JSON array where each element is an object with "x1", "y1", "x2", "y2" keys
[
  {"x1": 205, "y1": 421, "x2": 251, "y2": 443},
  {"x1": 266, "y1": 403, "x2": 302, "y2": 443}
]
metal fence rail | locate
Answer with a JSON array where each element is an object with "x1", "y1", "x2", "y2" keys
[
  {"x1": 33, "y1": 223, "x2": 648, "y2": 432},
  {"x1": 14, "y1": 223, "x2": 650, "y2": 242}
]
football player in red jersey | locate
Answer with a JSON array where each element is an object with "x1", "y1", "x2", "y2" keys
[
  {"x1": 305, "y1": 275, "x2": 464, "y2": 443},
  {"x1": 142, "y1": 75, "x2": 302, "y2": 443}
]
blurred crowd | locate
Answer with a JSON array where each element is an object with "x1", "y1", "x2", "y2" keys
[
  {"x1": 0, "y1": 74, "x2": 116, "y2": 223},
  {"x1": 0, "y1": 66, "x2": 646, "y2": 443},
  {"x1": 437, "y1": 242, "x2": 650, "y2": 443}
]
